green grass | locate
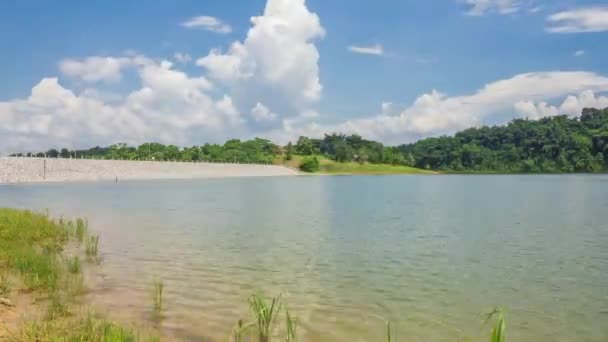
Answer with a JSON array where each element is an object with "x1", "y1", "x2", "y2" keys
[
  {"x1": 0, "y1": 272, "x2": 10, "y2": 296},
  {"x1": 65, "y1": 255, "x2": 81, "y2": 274},
  {"x1": 152, "y1": 279, "x2": 164, "y2": 315},
  {"x1": 0, "y1": 208, "x2": 70, "y2": 291},
  {"x1": 279, "y1": 155, "x2": 435, "y2": 175},
  {"x1": 15, "y1": 311, "x2": 159, "y2": 342},
  {"x1": 248, "y1": 293, "x2": 282, "y2": 342},
  {"x1": 85, "y1": 235, "x2": 100, "y2": 260},
  {"x1": 0, "y1": 208, "x2": 160, "y2": 342}
]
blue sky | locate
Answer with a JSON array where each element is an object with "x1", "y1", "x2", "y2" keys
[{"x1": 1, "y1": 0, "x2": 608, "y2": 151}]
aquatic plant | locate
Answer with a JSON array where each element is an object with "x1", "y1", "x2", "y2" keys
[
  {"x1": 249, "y1": 293, "x2": 282, "y2": 342},
  {"x1": 285, "y1": 309, "x2": 297, "y2": 342},
  {"x1": 387, "y1": 320, "x2": 396, "y2": 342},
  {"x1": 485, "y1": 308, "x2": 506, "y2": 342},
  {"x1": 85, "y1": 235, "x2": 99, "y2": 259},
  {"x1": 152, "y1": 279, "x2": 164, "y2": 314},
  {"x1": 65, "y1": 255, "x2": 81, "y2": 274},
  {"x1": 75, "y1": 218, "x2": 88, "y2": 243}
]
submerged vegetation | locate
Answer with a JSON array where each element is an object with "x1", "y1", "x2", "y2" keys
[
  {"x1": 13, "y1": 107, "x2": 608, "y2": 173},
  {"x1": 0, "y1": 207, "x2": 512, "y2": 341}
]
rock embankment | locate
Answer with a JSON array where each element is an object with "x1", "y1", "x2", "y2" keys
[{"x1": 0, "y1": 157, "x2": 298, "y2": 184}]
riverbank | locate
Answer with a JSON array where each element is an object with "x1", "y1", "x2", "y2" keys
[
  {"x1": 0, "y1": 157, "x2": 298, "y2": 184},
  {"x1": 278, "y1": 155, "x2": 436, "y2": 175}
]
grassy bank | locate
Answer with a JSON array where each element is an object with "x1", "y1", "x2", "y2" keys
[
  {"x1": 0, "y1": 208, "x2": 158, "y2": 341},
  {"x1": 278, "y1": 155, "x2": 435, "y2": 175}
]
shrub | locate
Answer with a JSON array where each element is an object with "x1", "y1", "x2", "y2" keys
[{"x1": 299, "y1": 156, "x2": 320, "y2": 172}]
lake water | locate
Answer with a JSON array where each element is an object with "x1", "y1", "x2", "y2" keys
[{"x1": 1, "y1": 175, "x2": 607, "y2": 341}]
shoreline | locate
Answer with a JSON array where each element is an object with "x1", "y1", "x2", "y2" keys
[{"x1": 0, "y1": 157, "x2": 299, "y2": 185}]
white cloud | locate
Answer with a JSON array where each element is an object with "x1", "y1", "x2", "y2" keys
[
  {"x1": 463, "y1": 0, "x2": 533, "y2": 15},
  {"x1": 59, "y1": 56, "x2": 132, "y2": 83},
  {"x1": 347, "y1": 44, "x2": 384, "y2": 56},
  {"x1": 515, "y1": 90, "x2": 608, "y2": 120},
  {"x1": 197, "y1": 0, "x2": 326, "y2": 112},
  {"x1": 546, "y1": 7, "x2": 608, "y2": 33},
  {"x1": 574, "y1": 50, "x2": 585, "y2": 57},
  {"x1": 181, "y1": 16, "x2": 232, "y2": 33},
  {"x1": 173, "y1": 52, "x2": 192, "y2": 63},
  {"x1": 250, "y1": 102, "x2": 278, "y2": 121},
  {"x1": 265, "y1": 71, "x2": 608, "y2": 144},
  {"x1": 1, "y1": 58, "x2": 245, "y2": 151}
]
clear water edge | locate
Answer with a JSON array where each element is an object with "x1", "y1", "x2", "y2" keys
[{"x1": 1, "y1": 175, "x2": 607, "y2": 341}]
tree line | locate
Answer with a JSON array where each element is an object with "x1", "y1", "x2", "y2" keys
[{"x1": 11, "y1": 107, "x2": 608, "y2": 173}]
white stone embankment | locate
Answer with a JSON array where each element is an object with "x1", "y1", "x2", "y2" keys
[{"x1": 0, "y1": 157, "x2": 298, "y2": 184}]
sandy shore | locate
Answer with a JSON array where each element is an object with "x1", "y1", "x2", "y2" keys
[{"x1": 0, "y1": 157, "x2": 298, "y2": 184}]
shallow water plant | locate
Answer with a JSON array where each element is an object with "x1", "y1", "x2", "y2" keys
[
  {"x1": 75, "y1": 218, "x2": 88, "y2": 243},
  {"x1": 65, "y1": 255, "x2": 81, "y2": 274},
  {"x1": 285, "y1": 309, "x2": 297, "y2": 342},
  {"x1": 152, "y1": 279, "x2": 164, "y2": 314},
  {"x1": 485, "y1": 308, "x2": 506, "y2": 342},
  {"x1": 85, "y1": 235, "x2": 99, "y2": 260},
  {"x1": 249, "y1": 293, "x2": 282, "y2": 342},
  {"x1": 386, "y1": 320, "x2": 396, "y2": 342}
]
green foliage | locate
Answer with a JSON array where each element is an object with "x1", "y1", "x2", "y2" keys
[
  {"x1": 386, "y1": 320, "x2": 396, "y2": 342},
  {"x1": 485, "y1": 308, "x2": 506, "y2": 342},
  {"x1": 249, "y1": 293, "x2": 282, "y2": 342},
  {"x1": 85, "y1": 235, "x2": 100, "y2": 260},
  {"x1": 16, "y1": 311, "x2": 159, "y2": 342},
  {"x1": 299, "y1": 156, "x2": 320, "y2": 172},
  {"x1": 401, "y1": 108, "x2": 608, "y2": 173},
  {"x1": 152, "y1": 279, "x2": 164, "y2": 314},
  {"x1": 75, "y1": 218, "x2": 88, "y2": 243},
  {"x1": 65, "y1": 255, "x2": 81, "y2": 274},
  {"x1": 0, "y1": 272, "x2": 10, "y2": 296},
  {"x1": 285, "y1": 310, "x2": 297, "y2": 342}
]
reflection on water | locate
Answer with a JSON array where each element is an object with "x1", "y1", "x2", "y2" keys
[{"x1": 1, "y1": 175, "x2": 608, "y2": 341}]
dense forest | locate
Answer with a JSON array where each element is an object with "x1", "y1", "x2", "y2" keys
[{"x1": 12, "y1": 107, "x2": 608, "y2": 173}]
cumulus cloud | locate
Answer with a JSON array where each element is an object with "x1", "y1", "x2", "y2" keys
[
  {"x1": 463, "y1": 0, "x2": 534, "y2": 15},
  {"x1": 196, "y1": 0, "x2": 325, "y2": 113},
  {"x1": 546, "y1": 7, "x2": 608, "y2": 33},
  {"x1": 264, "y1": 71, "x2": 608, "y2": 144},
  {"x1": 250, "y1": 102, "x2": 278, "y2": 121},
  {"x1": 59, "y1": 56, "x2": 132, "y2": 83},
  {"x1": 514, "y1": 90, "x2": 608, "y2": 120},
  {"x1": 347, "y1": 44, "x2": 384, "y2": 56},
  {"x1": 0, "y1": 58, "x2": 245, "y2": 151},
  {"x1": 574, "y1": 50, "x2": 585, "y2": 57},
  {"x1": 181, "y1": 16, "x2": 232, "y2": 33}
]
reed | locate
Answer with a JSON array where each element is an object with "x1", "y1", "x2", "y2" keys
[
  {"x1": 75, "y1": 218, "x2": 88, "y2": 243},
  {"x1": 285, "y1": 309, "x2": 297, "y2": 342},
  {"x1": 65, "y1": 255, "x2": 81, "y2": 274},
  {"x1": 386, "y1": 320, "x2": 396, "y2": 342},
  {"x1": 249, "y1": 293, "x2": 282, "y2": 342},
  {"x1": 486, "y1": 308, "x2": 506, "y2": 342},
  {"x1": 85, "y1": 235, "x2": 99, "y2": 259},
  {"x1": 152, "y1": 279, "x2": 164, "y2": 314}
]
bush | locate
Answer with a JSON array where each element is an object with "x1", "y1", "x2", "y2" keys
[{"x1": 299, "y1": 156, "x2": 320, "y2": 172}]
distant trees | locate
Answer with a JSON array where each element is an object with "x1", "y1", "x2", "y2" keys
[
  {"x1": 399, "y1": 107, "x2": 608, "y2": 173},
  {"x1": 17, "y1": 107, "x2": 608, "y2": 173}
]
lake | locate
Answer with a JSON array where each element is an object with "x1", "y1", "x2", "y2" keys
[{"x1": 1, "y1": 175, "x2": 607, "y2": 341}]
